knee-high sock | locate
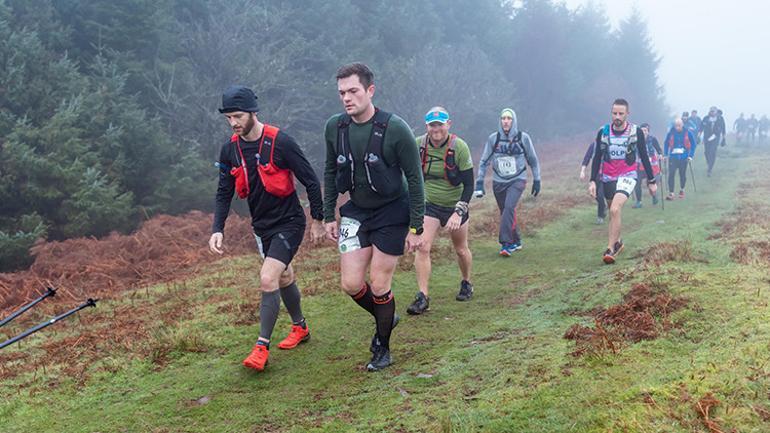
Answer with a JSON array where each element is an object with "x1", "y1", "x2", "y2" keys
[
  {"x1": 279, "y1": 282, "x2": 305, "y2": 325},
  {"x1": 259, "y1": 290, "x2": 281, "y2": 341},
  {"x1": 350, "y1": 282, "x2": 375, "y2": 316},
  {"x1": 373, "y1": 291, "x2": 396, "y2": 349}
]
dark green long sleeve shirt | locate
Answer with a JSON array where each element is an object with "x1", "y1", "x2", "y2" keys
[{"x1": 323, "y1": 111, "x2": 424, "y2": 230}]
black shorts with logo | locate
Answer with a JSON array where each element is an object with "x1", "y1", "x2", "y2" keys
[
  {"x1": 424, "y1": 202, "x2": 469, "y2": 227},
  {"x1": 338, "y1": 194, "x2": 410, "y2": 256},
  {"x1": 254, "y1": 223, "x2": 305, "y2": 267}
]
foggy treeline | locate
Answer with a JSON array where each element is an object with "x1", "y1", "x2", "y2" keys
[{"x1": 0, "y1": 0, "x2": 665, "y2": 271}]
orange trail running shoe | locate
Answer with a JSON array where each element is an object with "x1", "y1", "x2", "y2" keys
[
  {"x1": 243, "y1": 344, "x2": 269, "y2": 371},
  {"x1": 277, "y1": 324, "x2": 310, "y2": 350}
]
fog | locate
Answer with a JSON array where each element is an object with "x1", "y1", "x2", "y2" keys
[{"x1": 565, "y1": 0, "x2": 770, "y2": 125}]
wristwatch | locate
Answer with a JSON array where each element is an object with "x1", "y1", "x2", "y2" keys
[
  {"x1": 454, "y1": 207, "x2": 466, "y2": 218},
  {"x1": 409, "y1": 227, "x2": 424, "y2": 235}
]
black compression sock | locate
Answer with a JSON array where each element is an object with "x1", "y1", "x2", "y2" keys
[
  {"x1": 372, "y1": 290, "x2": 395, "y2": 349},
  {"x1": 350, "y1": 282, "x2": 375, "y2": 316}
]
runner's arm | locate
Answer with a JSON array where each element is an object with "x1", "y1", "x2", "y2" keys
[
  {"x1": 322, "y1": 117, "x2": 340, "y2": 223},
  {"x1": 213, "y1": 144, "x2": 236, "y2": 233},
  {"x1": 582, "y1": 142, "x2": 595, "y2": 167},
  {"x1": 522, "y1": 133, "x2": 541, "y2": 181},
  {"x1": 395, "y1": 125, "x2": 425, "y2": 231},
  {"x1": 686, "y1": 130, "x2": 697, "y2": 158},
  {"x1": 589, "y1": 130, "x2": 602, "y2": 182},
  {"x1": 279, "y1": 133, "x2": 324, "y2": 221},
  {"x1": 651, "y1": 137, "x2": 663, "y2": 155},
  {"x1": 636, "y1": 129, "x2": 655, "y2": 180},
  {"x1": 663, "y1": 130, "x2": 672, "y2": 156}
]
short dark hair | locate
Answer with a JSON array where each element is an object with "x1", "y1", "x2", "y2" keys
[
  {"x1": 336, "y1": 62, "x2": 374, "y2": 89},
  {"x1": 612, "y1": 98, "x2": 629, "y2": 109}
]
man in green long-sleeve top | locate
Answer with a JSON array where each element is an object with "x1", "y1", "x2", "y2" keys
[{"x1": 323, "y1": 62, "x2": 424, "y2": 372}]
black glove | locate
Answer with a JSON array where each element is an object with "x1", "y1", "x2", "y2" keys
[{"x1": 531, "y1": 180, "x2": 541, "y2": 196}]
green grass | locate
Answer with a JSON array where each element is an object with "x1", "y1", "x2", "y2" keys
[{"x1": 2, "y1": 150, "x2": 770, "y2": 432}]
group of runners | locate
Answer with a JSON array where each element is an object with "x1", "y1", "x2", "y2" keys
[
  {"x1": 207, "y1": 63, "x2": 544, "y2": 372},
  {"x1": 206, "y1": 63, "x2": 720, "y2": 373},
  {"x1": 733, "y1": 113, "x2": 770, "y2": 144}
]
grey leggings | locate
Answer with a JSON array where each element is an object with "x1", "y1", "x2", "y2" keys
[{"x1": 493, "y1": 179, "x2": 526, "y2": 245}]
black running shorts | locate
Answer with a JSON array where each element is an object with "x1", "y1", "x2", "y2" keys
[
  {"x1": 424, "y1": 202, "x2": 469, "y2": 227},
  {"x1": 254, "y1": 224, "x2": 305, "y2": 267},
  {"x1": 338, "y1": 195, "x2": 410, "y2": 256}
]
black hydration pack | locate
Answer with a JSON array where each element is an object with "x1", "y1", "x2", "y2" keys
[
  {"x1": 335, "y1": 109, "x2": 402, "y2": 196},
  {"x1": 418, "y1": 134, "x2": 462, "y2": 186}
]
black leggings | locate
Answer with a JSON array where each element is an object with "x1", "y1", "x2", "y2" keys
[{"x1": 668, "y1": 158, "x2": 688, "y2": 192}]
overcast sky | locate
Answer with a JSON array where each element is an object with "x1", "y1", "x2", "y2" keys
[{"x1": 563, "y1": 0, "x2": 770, "y2": 125}]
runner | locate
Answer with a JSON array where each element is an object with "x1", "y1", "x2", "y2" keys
[
  {"x1": 588, "y1": 98, "x2": 657, "y2": 264},
  {"x1": 209, "y1": 85, "x2": 326, "y2": 372},
  {"x1": 407, "y1": 107, "x2": 475, "y2": 315},
  {"x1": 734, "y1": 113, "x2": 747, "y2": 144},
  {"x1": 699, "y1": 106, "x2": 726, "y2": 177},
  {"x1": 632, "y1": 122, "x2": 662, "y2": 208},
  {"x1": 747, "y1": 114, "x2": 759, "y2": 144},
  {"x1": 759, "y1": 115, "x2": 770, "y2": 144},
  {"x1": 475, "y1": 108, "x2": 541, "y2": 256},
  {"x1": 663, "y1": 118, "x2": 697, "y2": 200},
  {"x1": 580, "y1": 141, "x2": 606, "y2": 224},
  {"x1": 323, "y1": 63, "x2": 424, "y2": 371},
  {"x1": 690, "y1": 110, "x2": 703, "y2": 143}
]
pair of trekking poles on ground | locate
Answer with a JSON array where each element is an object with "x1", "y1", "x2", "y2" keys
[
  {"x1": 659, "y1": 158, "x2": 696, "y2": 212},
  {"x1": 0, "y1": 287, "x2": 97, "y2": 350}
]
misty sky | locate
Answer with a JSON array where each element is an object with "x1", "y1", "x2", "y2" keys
[{"x1": 563, "y1": 0, "x2": 770, "y2": 126}]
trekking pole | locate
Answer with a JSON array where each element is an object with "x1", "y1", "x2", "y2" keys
[
  {"x1": 0, "y1": 287, "x2": 56, "y2": 328},
  {"x1": 660, "y1": 160, "x2": 665, "y2": 211},
  {"x1": 688, "y1": 159, "x2": 697, "y2": 192},
  {"x1": 0, "y1": 298, "x2": 98, "y2": 350}
]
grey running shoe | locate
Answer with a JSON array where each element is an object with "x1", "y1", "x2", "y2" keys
[
  {"x1": 456, "y1": 280, "x2": 474, "y2": 301},
  {"x1": 366, "y1": 344, "x2": 392, "y2": 372},
  {"x1": 596, "y1": 217, "x2": 605, "y2": 224},
  {"x1": 370, "y1": 314, "x2": 399, "y2": 353},
  {"x1": 406, "y1": 292, "x2": 429, "y2": 315}
]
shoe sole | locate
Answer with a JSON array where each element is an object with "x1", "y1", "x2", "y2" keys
[
  {"x1": 406, "y1": 307, "x2": 428, "y2": 315},
  {"x1": 499, "y1": 251, "x2": 511, "y2": 257},
  {"x1": 602, "y1": 254, "x2": 615, "y2": 264},
  {"x1": 277, "y1": 333, "x2": 310, "y2": 350},
  {"x1": 243, "y1": 360, "x2": 267, "y2": 371},
  {"x1": 366, "y1": 361, "x2": 392, "y2": 372},
  {"x1": 456, "y1": 295, "x2": 473, "y2": 301}
]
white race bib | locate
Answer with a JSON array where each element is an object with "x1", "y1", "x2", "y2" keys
[
  {"x1": 671, "y1": 148, "x2": 685, "y2": 155},
  {"x1": 616, "y1": 176, "x2": 637, "y2": 196},
  {"x1": 338, "y1": 217, "x2": 362, "y2": 253},
  {"x1": 494, "y1": 156, "x2": 518, "y2": 177}
]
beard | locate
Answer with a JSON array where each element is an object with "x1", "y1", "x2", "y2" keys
[{"x1": 238, "y1": 115, "x2": 256, "y2": 136}]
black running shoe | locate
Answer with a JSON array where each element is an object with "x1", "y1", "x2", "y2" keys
[
  {"x1": 456, "y1": 280, "x2": 473, "y2": 301},
  {"x1": 406, "y1": 292, "x2": 429, "y2": 315},
  {"x1": 366, "y1": 344, "x2": 392, "y2": 372},
  {"x1": 370, "y1": 313, "x2": 400, "y2": 353}
]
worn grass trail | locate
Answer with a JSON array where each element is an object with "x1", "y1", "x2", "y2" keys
[{"x1": 2, "y1": 149, "x2": 770, "y2": 432}]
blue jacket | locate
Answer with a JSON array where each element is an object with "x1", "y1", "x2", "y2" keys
[{"x1": 664, "y1": 128, "x2": 696, "y2": 160}]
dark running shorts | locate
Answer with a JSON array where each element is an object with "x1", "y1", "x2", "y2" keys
[
  {"x1": 338, "y1": 195, "x2": 410, "y2": 256},
  {"x1": 424, "y1": 202, "x2": 469, "y2": 227},
  {"x1": 254, "y1": 224, "x2": 305, "y2": 267},
  {"x1": 602, "y1": 176, "x2": 637, "y2": 200}
]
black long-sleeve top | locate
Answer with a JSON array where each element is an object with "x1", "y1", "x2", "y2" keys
[{"x1": 213, "y1": 128, "x2": 323, "y2": 236}]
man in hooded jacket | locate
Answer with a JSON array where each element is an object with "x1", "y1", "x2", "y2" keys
[{"x1": 475, "y1": 108, "x2": 541, "y2": 256}]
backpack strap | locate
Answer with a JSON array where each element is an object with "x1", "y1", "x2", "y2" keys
[
  {"x1": 337, "y1": 114, "x2": 352, "y2": 160},
  {"x1": 258, "y1": 124, "x2": 280, "y2": 166},
  {"x1": 366, "y1": 109, "x2": 392, "y2": 160},
  {"x1": 230, "y1": 133, "x2": 245, "y2": 167}
]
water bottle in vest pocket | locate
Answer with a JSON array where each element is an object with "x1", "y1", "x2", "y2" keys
[{"x1": 365, "y1": 153, "x2": 403, "y2": 196}]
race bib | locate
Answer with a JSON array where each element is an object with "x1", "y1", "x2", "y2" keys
[
  {"x1": 494, "y1": 156, "x2": 518, "y2": 177},
  {"x1": 708, "y1": 134, "x2": 716, "y2": 141},
  {"x1": 338, "y1": 217, "x2": 362, "y2": 253},
  {"x1": 616, "y1": 176, "x2": 637, "y2": 196},
  {"x1": 253, "y1": 233, "x2": 265, "y2": 258},
  {"x1": 671, "y1": 148, "x2": 685, "y2": 155}
]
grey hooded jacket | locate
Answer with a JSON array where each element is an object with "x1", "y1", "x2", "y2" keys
[{"x1": 475, "y1": 111, "x2": 540, "y2": 191}]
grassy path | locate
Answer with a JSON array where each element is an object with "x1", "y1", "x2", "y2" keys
[{"x1": 3, "y1": 150, "x2": 770, "y2": 432}]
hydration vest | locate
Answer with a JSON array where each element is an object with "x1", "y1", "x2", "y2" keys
[
  {"x1": 481, "y1": 130, "x2": 528, "y2": 177},
  {"x1": 418, "y1": 134, "x2": 462, "y2": 186},
  {"x1": 666, "y1": 129, "x2": 692, "y2": 152},
  {"x1": 335, "y1": 109, "x2": 402, "y2": 197},
  {"x1": 230, "y1": 124, "x2": 295, "y2": 199},
  {"x1": 599, "y1": 123, "x2": 638, "y2": 166}
]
